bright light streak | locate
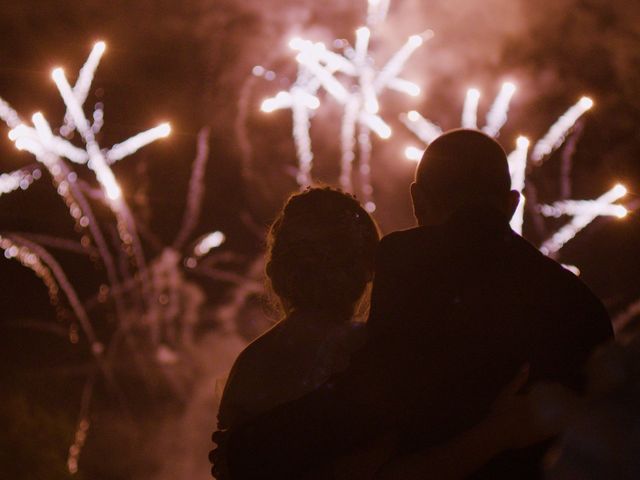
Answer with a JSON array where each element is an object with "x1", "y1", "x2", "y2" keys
[
  {"x1": 401, "y1": 110, "x2": 442, "y2": 144},
  {"x1": 0, "y1": 97, "x2": 21, "y2": 128},
  {"x1": 107, "y1": 123, "x2": 171, "y2": 163},
  {"x1": 15, "y1": 136, "x2": 45, "y2": 156},
  {"x1": 52, "y1": 68, "x2": 92, "y2": 133},
  {"x1": 32, "y1": 112, "x2": 54, "y2": 144},
  {"x1": 507, "y1": 136, "x2": 529, "y2": 234},
  {"x1": 355, "y1": 27, "x2": 371, "y2": 66},
  {"x1": 374, "y1": 31, "x2": 430, "y2": 93},
  {"x1": 52, "y1": 67, "x2": 122, "y2": 201},
  {"x1": 361, "y1": 112, "x2": 391, "y2": 138},
  {"x1": 531, "y1": 96, "x2": 594, "y2": 164},
  {"x1": 540, "y1": 183, "x2": 627, "y2": 254},
  {"x1": 0, "y1": 169, "x2": 39, "y2": 197},
  {"x1": 388, "y1": 78, "x2": 421, "y2": 96},
  {"x1": 194, "y1": 231, "x2": 226, "y2": 257},
  {"x1": 74, "y1": 41, "x2": 106, "y2": 106},
  {"x1": 367, "y1": 0, "x2": 390, "y2": 26},
  {"x1": 483, "y1": 81, "x2": 517, "y2": 136},
  {"x1": 404, "y1": 146, "x2": 425, "y2": 162},
  {"x1": 340, "y1": 98, "x2": 359, "y2": 191},
  {"x1": 462, "y1": 88, "x2": 481, "y2": 128},
  {"x1": 295, "y1": 53, "x2": 349, "y2": 104}
]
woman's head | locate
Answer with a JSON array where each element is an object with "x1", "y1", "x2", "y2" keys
[{"x1": 266, "y1": 187, "x2": 380, "y2": 319}]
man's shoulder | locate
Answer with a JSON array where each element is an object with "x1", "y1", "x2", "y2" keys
[{"x1": 379, "y1": 226, "x2": 436, "y2": 255}]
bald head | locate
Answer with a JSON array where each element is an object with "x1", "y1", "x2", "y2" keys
[{"x1": 411, "y1": 129, "x2": 518, "y2": 225}]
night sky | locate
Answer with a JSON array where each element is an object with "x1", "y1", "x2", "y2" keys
[{"x1": 1, "y1": 1, "x2": 639, "y2": 478}]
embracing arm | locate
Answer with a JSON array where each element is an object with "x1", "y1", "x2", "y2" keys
[{"x1": 374, "y1": 368, "x2": 575, "y2": 480}]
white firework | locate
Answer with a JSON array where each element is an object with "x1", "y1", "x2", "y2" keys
[{"x1": 258, "y1": 0, "x2": 429, "y2": 212}]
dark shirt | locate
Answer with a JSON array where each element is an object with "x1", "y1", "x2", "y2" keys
[{"x1": 218, "y1": 207, "x2": 613, "y2": 479}]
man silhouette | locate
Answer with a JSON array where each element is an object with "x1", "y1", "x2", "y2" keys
[{"x1": 211, "y1": 129, "x2": 612, "y2": 479}]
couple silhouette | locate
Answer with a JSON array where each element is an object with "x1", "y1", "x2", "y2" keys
[{"x1": 211, "y1": 129, "x2": 613, "y2": 479}]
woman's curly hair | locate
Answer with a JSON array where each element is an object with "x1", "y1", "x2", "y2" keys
[{"x1": 266, "y1": 187, "x2": 380, "y2": 320}]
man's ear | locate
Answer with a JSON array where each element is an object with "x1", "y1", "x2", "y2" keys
[
  {"x1": 506, "y1": 190, "x2": 520, "y2": 219},
  {"x1": 410, "y1": 182, "x2": 425, "y2": 218}
]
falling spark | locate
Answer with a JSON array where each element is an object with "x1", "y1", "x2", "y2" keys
[
  {"x1": 483, "y1": 81, "x2": 517, "y2": 137},
  {"x1": 531, "y1": 96, "x2": 593, "y2": 164},
  {"x1": 194, "y1": 231, "x2": 226, "y2": 257},
  {"x1": 539, "y1": 184, "x2": 627, "y2": 255},
  {"x1": 462, "y1": 88, "x2": 481, "y2": 128},
  {"x1": 107, "y1": 123, "x2": 171, "y2": 163},
  {"x1": 507, "y1": 136, "x2": 529, "y2": 234}
]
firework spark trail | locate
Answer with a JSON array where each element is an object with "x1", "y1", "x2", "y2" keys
[
  {"x1": 2, "y1": 103, "x2": 128, "y2": 321},
  {"x1": 358, "y1": 123, "x2": 376, "y2": 212},
  {"x1": 401, "y1": 110, "x2": 442, "y2": 145},
  {"x1": 0, "y1": 168, "x2": 40, "y2": 197},
  {"x1": 291, "y1": 95, "x2": 314, "y2": 187},
  {"x1": 52, "y1": 68, "x2": 122, "y2": 200},
  {"x1": 0, "y1": 233, "x2": 124, "y2": 403},
  {"x1": 12, "y1": 115, "x2": 127, "y2": 313},
  {"x1": 340, "y1": 97, "x2": 360, "y2": 191},
  {"x1": 67, "y1": 373, "x2": 95, "y2": 475},
  {"x1": 106, "y1": 123, "x2": 171, "y2": 164},
  {"x1": 483, "y1": 82, "x2": 517, "y2": 137},
  {"x1": 539, "y1": 200, "x2": 627, "y2": 218},
  {"x1": 462, "y1": 88, "x2": 481, "y2": 129},
  {"x1": 560, "y1": 122, "x2": 584, "y2": 199},
  {"x1": 12, "y1": 232, "x2": 98, "y2": 257},
  {"x1": 374, "y1": 33, "x2": 427, "y2": 95},
  {"x1": 507, "y1": 136, "x2": 529, "y2": 234},
  {"x1": 539, "y1": 184, "x2": 627, "y2": 255},
  {"x1": 367, "y1": 0, "x2": 391, "y2": 27},
  {"x1": 61, "y1": 41, "x2": 106, "y2": 137},
  {"x1": 0, "y1": 97, "x2": 20, "y2": 128},
  {"x1": 173, "y1": 127, "x2": 211, "y2": 250},
  {"x1": 260, "y1": 64, "x2": 321, "y2": 188},
  {"x1": 51, "y1": 67, "x2": 160, "y2": 329},
  {"x1": 267, "y1": 15, "x2": 426, "y2": 194},
  {"x1": 531, "y1": 96, "x2": 593, "y2": 164}
]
